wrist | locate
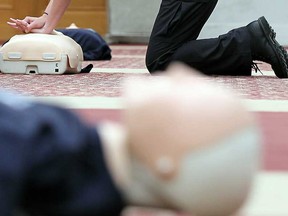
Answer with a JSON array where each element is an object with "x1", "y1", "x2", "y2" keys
[{"x1": 40, "y1": 13, "x2": 48, "y2": 20}]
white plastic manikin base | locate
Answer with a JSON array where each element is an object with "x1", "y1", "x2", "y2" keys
[{"x1": 0, "y1": 32, "x2": 83, "y2": 74}]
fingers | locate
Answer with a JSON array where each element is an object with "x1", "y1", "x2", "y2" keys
[
  {"x1": 7, "y1": 16, "x2": 37, "y2": 33},
  {"x1": 7, "y1": 16, "x2": 49, "y2": 34},
  {"x1": 7, "y1": 18, "x2": 29, "y2": 33},
  {"x1": 29, "y1": 29, "x2": 43, "y2": 33},
  {"x1": 23, "y1": 16, "x2": 37, "y2": 24},
  {"x1": 7, "y1": 21, "x2": 18, "y2": 29},
  {"x1": 29, "y1": 28, "x2": 53, "y2": 34}
]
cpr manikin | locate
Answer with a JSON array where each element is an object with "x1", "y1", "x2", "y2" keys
[
  {"x1": 0, "y1": 31, "x2": 83, "y2": 74},
  {"x1": 99, "y1": 64, "x2": 261, "y2": 216}
]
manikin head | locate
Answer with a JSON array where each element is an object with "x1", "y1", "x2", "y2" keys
[{"x1": 101, "y1": 63, "x2": 261, "y2": 216}]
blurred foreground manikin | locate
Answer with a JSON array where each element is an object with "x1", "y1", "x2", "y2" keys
[
  {"x1": 0, "y1": 64, "x2": 260, "y2": 216},
  {"x1": 100, "y1": 63, "x2": 261, "y2": 216}
]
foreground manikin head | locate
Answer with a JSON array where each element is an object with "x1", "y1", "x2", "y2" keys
[{"x1": 100, "y1": 64, "x2": 261, "y2": 216}]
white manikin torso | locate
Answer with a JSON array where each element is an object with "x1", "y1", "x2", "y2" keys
[{"x1": 0, "y1": 31, "x2": 83, "y2": 74}]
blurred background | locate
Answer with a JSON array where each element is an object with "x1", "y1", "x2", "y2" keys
[{"x1": 0, "y1": 0, "x2": 288, "y2": 44}]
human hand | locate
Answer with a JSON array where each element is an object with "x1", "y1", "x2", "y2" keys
[{"x1": 7, "y1": 15, "x2": 52, "y2": 34}]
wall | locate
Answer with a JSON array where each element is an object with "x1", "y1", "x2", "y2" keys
[
  {"x1": 0, "y1": 0, "x2": 39, "y2": 41},
  {"x1": 59, "y1": 0, "x2": 108, "y2": 35},
  {"x1": 107, "y1": 0, "x2": 288, "y2": 45},
  {"x1": 0, "y1": 0, "x2": 107, "y2": 42}
]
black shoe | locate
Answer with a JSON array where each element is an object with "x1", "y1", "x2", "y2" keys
[
  {"x1": 279, "y1": 45, "x2": 288, "y2": 72},
  {"x1": 247, "y1": 16, "x2": 288, "y2": 78}
]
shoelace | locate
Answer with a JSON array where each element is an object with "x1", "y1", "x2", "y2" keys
[{"x1": 251, "y1": 62, "x2": 263, "y2": 75}]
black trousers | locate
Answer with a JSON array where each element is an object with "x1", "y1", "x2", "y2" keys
[{"x1": 146, "y1": 0, "x2": 253, "y2": 76}]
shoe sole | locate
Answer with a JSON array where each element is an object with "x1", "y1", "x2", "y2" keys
[{"x1": 258, "y1": 16, "x2": 288, "y2": 78}]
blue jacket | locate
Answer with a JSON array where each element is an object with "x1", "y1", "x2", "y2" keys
[{"x1": 0, "y1": 92, "x2": 125, "y2": 215}]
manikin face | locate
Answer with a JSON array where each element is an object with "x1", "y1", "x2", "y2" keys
[{"x1": 122, "y1": 64, "x2": 261, "y2": 216}]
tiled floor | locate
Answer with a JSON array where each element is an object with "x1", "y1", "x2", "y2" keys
[{"x1": 0, "y1": 45, "x2": 287, "y2": 216}]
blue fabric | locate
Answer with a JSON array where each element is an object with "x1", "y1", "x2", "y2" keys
[
  {"x1": 0, "y1": 92, "x2": 125, "y2": 215},
  {"x1": 58, "y1": 28, "x2": 112, "y2": 61}
]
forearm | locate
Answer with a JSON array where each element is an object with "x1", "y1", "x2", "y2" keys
[
  {"x1": 44, "y1": 0, "x2": 53, "y2": 14},
  {"x1": 43, "y1": 0, "x2": 71, "y2": 32}
]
